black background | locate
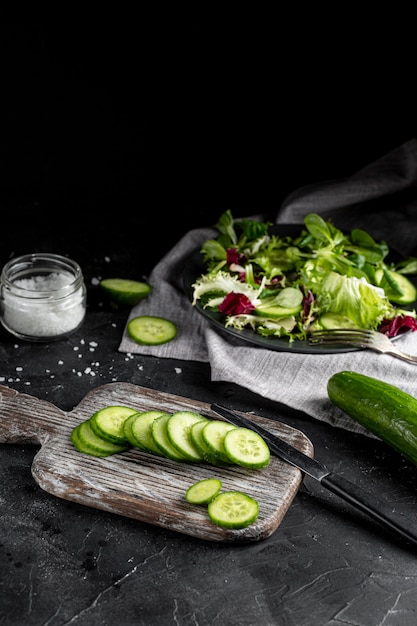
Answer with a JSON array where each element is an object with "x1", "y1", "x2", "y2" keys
[{"x1": 1, "y1": 23, "x2": 417, "y2": 268}]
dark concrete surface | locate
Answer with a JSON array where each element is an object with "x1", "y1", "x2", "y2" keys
[{"x1": 2, "y1": 206, "x2": 417, "y2": 626}]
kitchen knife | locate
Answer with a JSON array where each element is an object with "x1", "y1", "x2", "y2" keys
[{"x1": 211, "y1": 403, "x2": 417, "y2": 548}]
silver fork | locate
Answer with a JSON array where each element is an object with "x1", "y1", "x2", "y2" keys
[{"x1": 308, "y1": 328, "x2": 417, "y2": 364}]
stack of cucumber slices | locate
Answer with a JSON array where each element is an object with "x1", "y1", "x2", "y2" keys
[
  {"x1": 71, "y1": 405, "x2": 270, "y2": 469},
  {"x1": 70, "y1": 405, "x2": 270, "y2": 529}
]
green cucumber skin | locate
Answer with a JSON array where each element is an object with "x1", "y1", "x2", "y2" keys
[{"x1": 327, "y1": 371, "x2": 417, "y2": 465}]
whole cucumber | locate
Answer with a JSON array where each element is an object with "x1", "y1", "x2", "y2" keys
[{"x1": 327, "y1": 370, "x2": 417, "y2": 465}]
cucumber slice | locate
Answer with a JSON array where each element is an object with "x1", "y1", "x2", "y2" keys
[
  {"x1": 90, "y1": 405, "x2": 138, "y2": 444},
  {"x1": 151, "y1": 413, "x2": 190, "y2": 462},
  {"x1": 255, "y1": 287, "x2": 303, "y2": 317},
  {"x1": 202, "y1": 420, "x2": 237, "y2": 464},
  {"x1": 254, "y1": 304, "x2": 301, "y2": 318},
  {"x1": 380, "y1": 269, "x2": 417, "y2": 305},
  {"x1": 123, "y1": 410, "x2": 165, "y2": 455},
  {"x1": 223, "y1": 427, "x2": 270, "y2": 469},
  {"x1": 99, "y1": 278, "x2": 152, "y2": 306},
  {"x1": 166, "y1": 411, "x2": 207, "y2": 461},
  {"x1": 71, "y1": 420, "x2": 130, "y2": 457},
  {"x1": 122, "y1": 412, "x2": 143, "y2": 447},
  {"x1": 127, "y1": 315, "x2": 177, "y2": 346},
  {"x1": 185, "y1": 478, "x2": 222, "y2": 504},
  {"x1": 318, "y1": 312, "x2": 359, "y2": 329},
  {"x1": 208, "y1": 491, "x2": 259, "y2": 529},
  {"x1": 190, "y1": 420, "x2": 229, "y2": 466}
]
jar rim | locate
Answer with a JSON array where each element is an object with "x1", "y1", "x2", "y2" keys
[{"x1": 1, "y1": 252, "x2": 84, "y2": 296}]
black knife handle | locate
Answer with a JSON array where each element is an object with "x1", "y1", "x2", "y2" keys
[{"x1": 321, "y1": 473, "x2": 417, "y2": 548}]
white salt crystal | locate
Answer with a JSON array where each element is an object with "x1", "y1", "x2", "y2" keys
[{"x1": 2, "y1": 270, "x2": 86, "y2": 339}]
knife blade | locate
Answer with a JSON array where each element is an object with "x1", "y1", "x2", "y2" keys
[{"x1": 211, "y1": 403, "x2": 417, "y2": 549}]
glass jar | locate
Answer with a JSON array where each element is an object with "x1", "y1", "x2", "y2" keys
[{"x1": 0, "y1": 253, "x2": 87, "y2": 342}]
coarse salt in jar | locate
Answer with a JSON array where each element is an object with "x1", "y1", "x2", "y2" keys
[{"x1": 0, "y1": 253, "x2": 87, "y2": 342}]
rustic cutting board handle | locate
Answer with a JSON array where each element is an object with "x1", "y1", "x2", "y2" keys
[{"x1": 0, "y1": 384, "x2": 66, "y2": 445}]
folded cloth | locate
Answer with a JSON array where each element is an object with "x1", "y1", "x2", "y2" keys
[
  {"x1": 119, "y1": 138, "x2": 417, "y2": 436},
  {"x1": 277, "y1": 138, "x2": 417, "y2": 254}
]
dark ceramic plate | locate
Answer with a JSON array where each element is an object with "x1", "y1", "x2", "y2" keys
[{"x1": 182, "y1": 224, "x2": 415, "y2": 355}]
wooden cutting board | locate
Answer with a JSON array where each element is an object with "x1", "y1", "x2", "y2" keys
[{"x1": 0, "y1": 382, "x2": 314, "y2": 543}]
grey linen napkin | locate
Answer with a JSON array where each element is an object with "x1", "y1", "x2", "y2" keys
[{"x1": 119, "y1": 139, "x2": 417, "y2": 436}]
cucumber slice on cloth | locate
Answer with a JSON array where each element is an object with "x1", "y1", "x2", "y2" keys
[{"x1": 127, "y1": 315, "x2": 177, "y2": 345}]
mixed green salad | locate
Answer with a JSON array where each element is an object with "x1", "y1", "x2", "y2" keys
[{"x1": 191, "y1": 210, "x2": 417, "y2": 343}]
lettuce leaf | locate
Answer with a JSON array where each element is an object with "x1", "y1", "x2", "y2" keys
[{"x1": 316, "y1": 271, "x2": 394, "y2": 329}]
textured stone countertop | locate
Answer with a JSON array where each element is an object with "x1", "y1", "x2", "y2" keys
[{"x1": 1, "y1": 205, "x2": 417, "y2": 626}]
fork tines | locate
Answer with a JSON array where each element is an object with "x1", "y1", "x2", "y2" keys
[{"x1": 308, "y1": 328, "x2": 373, "y2": 346}]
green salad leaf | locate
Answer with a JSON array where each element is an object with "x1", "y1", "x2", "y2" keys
[
  {"x1": 315, "y1": 272, "x2": 392, "y2": 329},
  {"x1": 191, "y1": 211, "x2": 417, "y2": 342}
]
